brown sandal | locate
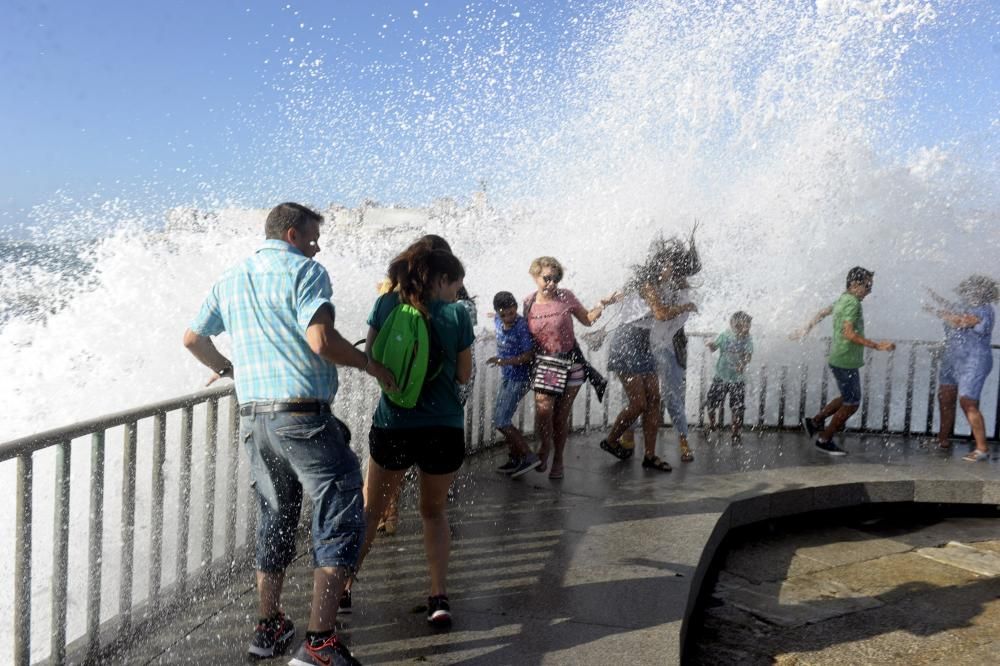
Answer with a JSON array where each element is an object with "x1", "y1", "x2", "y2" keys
[{"x1": 680, "y1": 442, "x2": 694, "y2": 462}]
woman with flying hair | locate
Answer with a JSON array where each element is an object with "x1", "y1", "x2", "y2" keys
[
  {"x1": 597, "y1": 238, "x2": 698, "y2": 471},
  {"x1": 925, "y1": 274, "x2": 998, "y2": 462}
]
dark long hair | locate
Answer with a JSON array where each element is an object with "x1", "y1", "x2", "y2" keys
[
  {"x1": 386, "y1": 245, "x2": 466, "y2": 315},
  {"x1": 625, "y1": 234, "x2": 701, "y2": 294}
]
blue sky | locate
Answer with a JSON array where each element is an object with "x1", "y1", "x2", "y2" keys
[{"x1": 1, "y1": 0, "x2": 997, "y2": 230}]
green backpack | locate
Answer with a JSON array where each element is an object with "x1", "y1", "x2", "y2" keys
[{"x1": 372, "y1": 302, "x2": 443, "y2": 408}]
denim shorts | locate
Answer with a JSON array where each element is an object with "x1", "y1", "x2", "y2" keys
[
  {"x1": 939, "y1": 352, "x2": 994, "y2": 401},
  {"x1": 607, "y1": 325, "x2": 657, "y2": 375},
  {"x1": 829, "y1": 365, "x2": 862, "y2": 406},
  {"x1": 240, "y1": 411, "x2": 365, "y2": 572},
  {"x1": 493, "y1": 378, "x2": 530, "y2": 428}
]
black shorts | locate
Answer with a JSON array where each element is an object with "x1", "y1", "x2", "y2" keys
[
  {"x1": 705, "y1": 378, "x2": 746, "y2": 413},
  {"x1": 369, "y1": 426, "x2": 466, "y2": 475}
]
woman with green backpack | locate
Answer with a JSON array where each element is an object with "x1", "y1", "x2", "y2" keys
[{"x1": 352, "y1": 243, "x2": 473, "y2": 627}]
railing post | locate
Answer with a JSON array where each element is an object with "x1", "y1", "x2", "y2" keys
[
  {"x1": 926, "y1": 348, "x2": 940, "y2": 435},
  {"x1": 177, "y1": 406, "x2": 193, "y2": 589},
  {"x1": 882, "y1": 348, "x2": 895, "y2": 433},
  {"x1": 202, "y1": 398, "x2": 219, "y2": 573},
  {"x1": 51, "y1": 440, "x2": 72, "y2": 664},
  {"x1": 225, "y1": 397, "x2": 240, "y2": 566},
  {"x1": 820, "y1": 339, "x2": 832, "y2": 406},
  {"x1": 860, "y1": 351, "x2": 872, "y2": 430},
  {"x1": 993, "y1": 347, "x2": 1000, "y2": 441},
  {"x1": 119, "y1": 421, "x2": 138, "y2": 635},
  {"x1": 778, "y1": 366, "x2": 788, "y2": 428},
  {"x1": 798, "y1": 364, "x2": 809, "y2": 424},
  {"x1": 476, "y1": 363, "x2": 488, "y2": 447},
  {"x1": 464, "y1": 388, "x2": 474, "y2": 450},
  {"x1": 14, "y1": 452, "x2": 33, "y2": 666},
  {"x1": 904, "y1": 346, "x2": 917, "y2": 435},
  {"x1": 150, "y1": 412, "x2": 167, "y2": 610},
  {"x1": 86, "y1": 431, "x2": 106, "y2": 662},
  {"x1": 487, "y1": 366, "x2": 498, "y2": 446},
  {"x1": 757, "y1": 365, "x2": 767, "y2": 428}
]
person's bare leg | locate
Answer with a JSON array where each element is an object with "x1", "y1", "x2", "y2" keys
[
  {"x1": 820, "y1": 403, "x2": 858, "y2": 441},
  {"x1": 257, "y1": 571, "x2": 285, "y2": 619},
  {"x1": 308, "y1": 566, "x2": 351, "y2": 632},
  {"x1": 348, "y1": 459, "x2": 406, "y2": 590},
  {"x1": 608, "y1": 374, "x2": 646, "y2": 443},
  {"x1": 641, "y1": 374, "x2": 661, "y2": 458},
  {"x1": 534, "y1": 392, "x2": 556, "y2": 470},
  {"x1": 813, "y1": 397, "x2": 843, "y2": 425},
  {"x1": 551, "y1": 385, "x2": 582, "y2": 472},
  {"x1": 418, "y1": 470, "x2": 458, "y2": 596},
  {"x1": 937, "y1": 384, "x2": 958, "y2": 447},
  {"x1": 499, "y1": 425, "x2": 531, "y2": 457},
  {"x1": 960, "y1": 396, "x2": 988, "y2": 453}
]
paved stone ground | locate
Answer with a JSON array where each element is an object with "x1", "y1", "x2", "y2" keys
[
  {"x1": 103, "y1": 428, "x2": 1000, "y2": 666},
  {"x1": 687, "y1": 510, "x2": 1000, "y2": 665}
]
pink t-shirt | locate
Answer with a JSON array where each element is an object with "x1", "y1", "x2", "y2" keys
[{"x1": 524, "y1": 288, "x2": 583, "y2": 354}]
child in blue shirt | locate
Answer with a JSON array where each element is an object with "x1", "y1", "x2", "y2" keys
[
  {"x1": 705, "y1": 311, "x2": 754, "y2": 445},
  {"x1": 487, "y1": 291, "x2": 540, "y2": 477}
]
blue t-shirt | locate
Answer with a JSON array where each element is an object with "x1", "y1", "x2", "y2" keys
[
  {"x1": 494, "y1": 315, "x2": 534, "y2": 382},
  {"x1": 367, "y1": 293, "x2": 475, "y2": 429},
  {"x1": 943, "y1": 303, "x2": 995, "y2": 359}
]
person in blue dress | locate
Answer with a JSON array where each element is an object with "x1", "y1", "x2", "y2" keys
[{"x1": 925, "y1": 275, "x2": 998, "y2": 462}]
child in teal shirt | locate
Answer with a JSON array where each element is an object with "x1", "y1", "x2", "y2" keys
[{"x1": 706, "y1": 311, "x2": 753, "y2": 444}]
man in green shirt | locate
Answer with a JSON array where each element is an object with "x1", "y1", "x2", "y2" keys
[{"x1": 792, "y1": 267, "x2": 895, "y2": 455}]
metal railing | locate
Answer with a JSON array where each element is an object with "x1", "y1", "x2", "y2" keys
[
  {"x1": 3, "y1": 333, "x2": 998, "y2": 664},
  {"x1": 1, "y1": 385, "x2": 252, "y2": 666}
]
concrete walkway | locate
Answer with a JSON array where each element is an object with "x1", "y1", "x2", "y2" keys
[{"x1": 116, "y1": 429, "x2": 1000, "y2": 665}]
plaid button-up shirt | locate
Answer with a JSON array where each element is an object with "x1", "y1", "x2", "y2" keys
[{"x1": 190, "y1": 240, "x2": 338, "y2": 403}]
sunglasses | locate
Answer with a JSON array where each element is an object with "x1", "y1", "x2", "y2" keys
[{"x1": 541, "y1": 275, "x2": 560, "y2": 284}]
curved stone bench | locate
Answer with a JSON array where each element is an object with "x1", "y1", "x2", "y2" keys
[{"x1": 678, "y1": 475, "x2": 1000, "y2": 663}]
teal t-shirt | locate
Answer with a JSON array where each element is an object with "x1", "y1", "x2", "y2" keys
[
  {"x1": 367, "y1": 292, "x2": 474, "y2": 429},
  {"x1": 829, "y1": 292, "x2": 864, "y2": 369},
  {"x1": 714, "y1": 330, "x2": 753, "y2": 383}
]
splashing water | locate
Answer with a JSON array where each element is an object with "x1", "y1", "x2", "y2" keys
[
  {"x1": 1, "y1": 2, "x2": 999, "y2": 658},
  {"x1": 2, "y1": 1, "x2": 996, "y2": 440}
]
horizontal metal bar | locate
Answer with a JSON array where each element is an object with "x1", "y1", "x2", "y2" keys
[{"x1": 0, "y1": 384, "x2": 234, "y2": 462}]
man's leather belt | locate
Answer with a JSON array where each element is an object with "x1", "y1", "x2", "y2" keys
[{"x1": 239, "y1": 401, "x2": 330, "y2": 417}]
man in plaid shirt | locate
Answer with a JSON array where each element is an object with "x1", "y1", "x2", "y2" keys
[{"x1": 184, "y1": 202, "x2": 395, "y2": 666}]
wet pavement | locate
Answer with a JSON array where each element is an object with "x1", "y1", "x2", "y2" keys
[{"x1": 109, "y1": 428, "x2": 1000, "y2": 665}]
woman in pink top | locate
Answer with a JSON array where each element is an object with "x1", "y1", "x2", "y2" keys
[{"x1": 524, "y1": 256, "x2": 616, "y2": 479}]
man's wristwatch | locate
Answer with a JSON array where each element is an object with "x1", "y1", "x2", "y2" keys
[{"x1": 218, "y1": 364, "x2": 233, "y2": 378}]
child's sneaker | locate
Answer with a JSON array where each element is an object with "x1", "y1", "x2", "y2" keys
[
  {"x1": 814, "y1": 439, "x2": 847, "y2": 456},
  {"x1": 496, "y1": 455, "x2": 521, "y2": 474},
  {"x1": 427, "y1": 595, "x2": 452, "y2": 627},
  {"x1": 248, "y1": 612, "x2": 295, "y2": 660},
  {"x1": 510, "y1": 453, "x2": 541, "y2": 478},
  {"x1": 288, "y1": 634, "x2": 360, "y2": 666},
  {"x1": 802, "y1": 417, "x2": 819, "y2": 437}
]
